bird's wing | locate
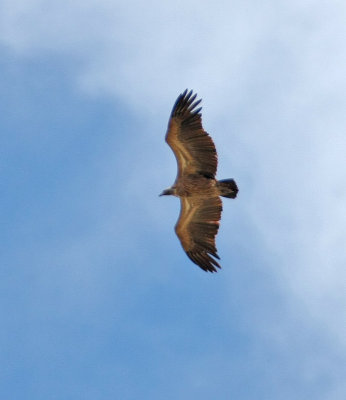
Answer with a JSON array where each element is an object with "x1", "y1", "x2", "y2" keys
[
  {"x1": 175, "y1": 196, "x2": 223, "y2": 272},
  {"x1": 165, "y1": 89, "x2": 218, "y2": 179}
]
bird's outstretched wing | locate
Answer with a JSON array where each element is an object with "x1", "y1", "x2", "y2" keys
[
  {"x1": 165, "y1": 89, "x2": 218, "y2": 179},
  {"x1": 175, "y1": 196, "x2": 223, "y2": 272}
]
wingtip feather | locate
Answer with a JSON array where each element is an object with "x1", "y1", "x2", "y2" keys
[{"x1": 187, "y1": 250, "x2": 221, "y2": 273}]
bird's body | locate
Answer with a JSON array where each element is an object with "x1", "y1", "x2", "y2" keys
[
  {"x1": 161, "y1": 90, "x2": 238, "y2": 272},
  {"x1": 169, "y1": 174, "x2": 218, "y2": 198}
]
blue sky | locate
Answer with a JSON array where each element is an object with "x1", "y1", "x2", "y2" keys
[{"x1": 1, "y1": 1, "x2": 346, "y2": 399}]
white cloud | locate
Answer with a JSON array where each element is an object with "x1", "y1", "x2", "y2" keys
[{"x1": 0, "y1": 0, "x2": 274, "y2": 110}]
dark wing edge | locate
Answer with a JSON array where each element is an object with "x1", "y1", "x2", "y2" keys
[
  {"x1": 170, "y1": 89, "x2": 202, "y2": 122},
  {"x1": 165, "y1": 89, "x2": 218, "y2": 179},
  {"x1": 175, "y1": 197, "x2": 223, "y2": 273}
]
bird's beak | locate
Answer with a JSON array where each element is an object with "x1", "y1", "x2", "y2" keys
[
  {"x1": 159, "y1": 189, "x2": 170, "y2": 196},
  {"x1": 159, "y1": 191, "x2": 164, "y2": 196}
]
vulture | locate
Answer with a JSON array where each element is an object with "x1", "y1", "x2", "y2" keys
[{"x1": 160, "y1": 89, "x2": 238, "y2": 272}]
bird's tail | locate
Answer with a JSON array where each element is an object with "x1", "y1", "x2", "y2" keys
[{"x1": 217, "y1": 179, "x2": 238, "y2": 198}]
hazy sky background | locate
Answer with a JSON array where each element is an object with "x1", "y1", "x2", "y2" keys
[{"x1": 1, "y1": 1, "x2": 346, "y2": 399}]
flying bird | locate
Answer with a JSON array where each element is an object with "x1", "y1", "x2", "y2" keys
[{"x1": 160, "y1": 89, "x2": 238, "y2": 272}]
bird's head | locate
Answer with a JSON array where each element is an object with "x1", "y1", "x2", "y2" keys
[{"x1": 159, "y1": 188, "x2": 175, "y2": 196}]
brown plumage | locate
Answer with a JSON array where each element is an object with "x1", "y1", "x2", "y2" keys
[{"x1": 160, "y1": 89, "x2": 238, "y2": 272}]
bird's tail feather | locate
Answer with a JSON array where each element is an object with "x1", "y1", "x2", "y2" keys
[{"x1": 217, "y1": 179, "x2": 238, "y2": 198}]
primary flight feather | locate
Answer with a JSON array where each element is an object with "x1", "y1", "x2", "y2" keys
[{"x1": 160, "y1": 89, "x2": 238, "y2": 272}]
